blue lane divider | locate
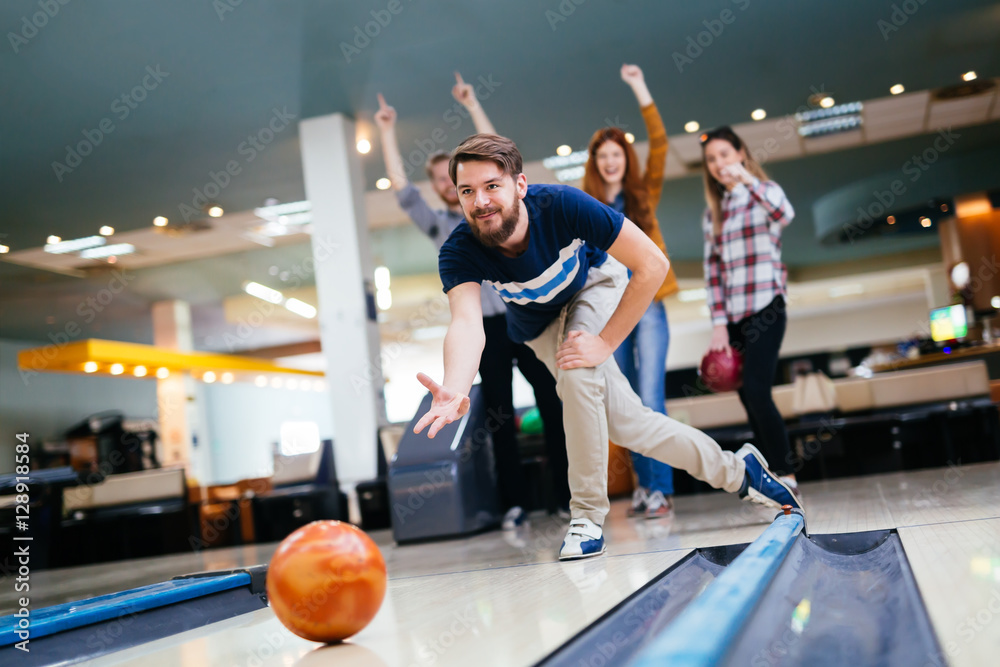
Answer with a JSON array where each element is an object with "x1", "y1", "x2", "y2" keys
[
  {"x1": 629, "y1": 512, "x2": 804, "y2": 667},
  {"x1": 0, "y1": 572, "x2": 250, "y2": 646}
]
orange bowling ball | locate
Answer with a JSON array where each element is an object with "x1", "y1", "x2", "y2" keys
[{"x1": 267, "y1": 520, "x2": 387, "y2": 643}]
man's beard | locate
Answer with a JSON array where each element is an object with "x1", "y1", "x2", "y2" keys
[{"x1": 469, "y1": 203, "x2": 519, "y2": 247}]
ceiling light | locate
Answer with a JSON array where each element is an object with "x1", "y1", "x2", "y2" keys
[
  {"x1": 156, "y1": 367, "x2": 170, "y2": 379},
  {"x1": 887, "y1": 215, "x2": 896, "y2": 225},
  {"x1": 285, "y1": 298, "x2": 317, "y2": 319},
  {"x1": 84, "y1": 361, "x2": 98, "y2": 373},
  {"x1": 940, "y1": 203, "x2": 949, "y2": 212},
  {"x1": 962, "y1": 71, "x2": 977, "y2": 82},
  {"x1": 80, "y1": 243, "x2": 135, "y2": 259},
  {"x1": 254, "y1": 200, "x2": 311, "y2": 218},
  {"x1": 992, "y1": 296, "x2": 1000, "y2": 310},
  {"x1": 543, "y1": 150, "x2": 588, "y2": 169},
  {"x1": 376, "y1": 178, "x2": 391, "y2": 190},
  {"x1": 357, "y1": 139, "x2": 371, "y2": 154},
  {"x1": 554, "y1": 166, "x2": 585, "y2": 182},
  {"x1": 153, "y1": 216, "x2": 168, "y2": 227},
  {"x1": 796, "y1": 101, "x2": 863, "y2": 138},
  {"x1": 0, "y1": 245, "x2": 9, "y2": 254},
  {"x1": 684, "y1": 121, "x2": 700, "y2": 133},
  {"x1": 376, "y1": 290, "x2": 392, "y2": 310},
  {"x1": 255, "y1": 375, "x2": 267, "y2": 387},
  {"x1": 221, "y1": 372, "x2": 234, "y2": 384},
  {"x1": 133, "y1": 366, "x2": 147, "y2": 377},
  {"x1": 207, "y1": 206, "x2": 224, "y2": 218},
  {"x1": 99, "y1": 226, "x2": 114, "y2": 236},
  {"x1": 47, "y1": 235, "x2": 61, "y2": 245},
  {"x1": 110, "y1": 363, "x2": 124, "y2": 376},
  {"x1": 920, "y1": 216, "x2": 932, "y2": 228},
  {"x1": 244, "y1": 281, "x2": 283, "y2": 304},
  {"x1": 270, "y1": 376, "x2": 284, "y2": 388},
  {"x1": 374, "y1": 266, "x2": 391, "y2": 291},
  {"x1": 624, "y1": 133, "x2": 635, "y2": 144},
  {"x1": 751, "y1": 109, "x2": 767, "y2": 121},
  {"x1": 819, "y1": 96, "x2": 835, "y2": 108},
  {"x1": 44, "y1": 236, "x2": 106, "y2": 254},
  {"x1": 203, "y1": 371, "x2": 216, "y2": 383},
  {"x1": 890, "y1": 84, "x2": 905, "y2": 95},
  {"x1": 556, "y1": 144, "x2": 572, "y2": 156}
]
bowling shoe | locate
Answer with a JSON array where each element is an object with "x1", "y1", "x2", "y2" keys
[
  {"x1": 558, "y1": 517, "x2": 606, "y2": 560},
  {"x1": 502, "y1": 505, "x2": 528, "y2": 530},
  {"x1": 644, "y1": 490, "x2": 674, "y2": 519},
  {"x1": 626, "y1": 486, "x2": 648, "y2": 517},
  {"x1": 736, "y1": 443, "x2": 803, "y2": 510}
]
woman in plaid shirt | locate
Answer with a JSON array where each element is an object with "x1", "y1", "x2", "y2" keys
[{"x1": 700, "y1": 126, "x2": 799, "y2": 493}]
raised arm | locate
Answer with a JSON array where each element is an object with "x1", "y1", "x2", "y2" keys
[
  {"x1": 621, "y1": 64, "x2": 668, "y2": 208},
  {"x1": 452, "y1": 72, "x2": 497, "y2": 135},
  {"x1": 374, "y1": 93, "x2": 409, "y2": 191},
  {"x1": 413, "y1": 282, "x2": 485, "y2": 438}
]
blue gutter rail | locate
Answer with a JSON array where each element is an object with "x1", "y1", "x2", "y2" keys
[
  {"x1": 629, "y1": 511, "x2": 804, "y2": 667},
  {"x1": 0, "y1": 572, "x2": 251, "y2": 646}
]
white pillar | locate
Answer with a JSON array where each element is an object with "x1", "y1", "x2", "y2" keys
[
  {"x1": 300, "y1": 113, "x2": 386, "y2": 516},
  {"x1": 151, "y1": 300, "x2": 211, "y2": 483}
]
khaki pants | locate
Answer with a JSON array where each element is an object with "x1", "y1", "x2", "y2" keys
[{"x1": 525, "y1": 259, "x2": 746, "y2": 526}]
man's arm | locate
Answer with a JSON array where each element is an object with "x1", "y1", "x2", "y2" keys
[
  {"x1": 374, "y1": 93, "x2": 409, "y2": 190},
  {"x1": 413, "y1": 282, "x2": 485, "y2": 437},
  {"x1": 452, "y1": 72, "x2": 496, "y2": 135},
  {"x1": 555, "y1": 218, "x2": 667, "y2": 370}
]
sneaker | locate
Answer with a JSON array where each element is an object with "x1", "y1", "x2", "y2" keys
[
  {"x1": 779, "y1": 475, "x2": 802, "y2": 501},
  {"x1": 644, "y1": 490, "x2": 674, "y2": 519},
  {"x1": 626, "y1": 487, "x2": 648, "y2": 517},
  {"x1": 736, "y1": 444, "x2": 803, "y2": 510},
  {"x1": 558, "y1": 518, "x2": 606, "y2": 560},
  {"x1": 502, "y1": 506, "x2": 528, "y2": 531}
]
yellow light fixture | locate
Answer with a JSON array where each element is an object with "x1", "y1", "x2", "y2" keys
[
  {"x1": 153, "y1": 216, "x2": 168, "y2": 227},
  {"x1": 890, "y1": 84, "x2": 905, "y2": 95},
  {"x1": 133, "y1": 365, "x2": 147, "y2": 377},
  {"x1": 47, "y1": 235, "x2": 61, "y2": 245},
  {"x1": 819, "y1": 96, "x2": 835, "y2": 108},
  {"x1": 556, "y1": 144, "x2": 572, "y2": 157},
  {"x1": 207, "y1": 206, "x2": 224, "y2": 218},
  {"x1": 684, "y1": 121, "x2": 700, "y2": 133},
  {"x1": 203, "y1": 371, "x2": 217, "y2": 383},
  {"x1": 99, "y1": 226, "x2": 115, "y2": 236},
  {"x1": 84, "y1": 361, "x2": 98, "y2": 373},
  {"x1": 886, "y1": 215, "x2": 896, "y2": 225},
  {"x1": 357, "y1": 139, "x2": 371, "y2": 154},
  {"x1": 110, "y1": 363, "x2": 124, "y2": 375},
  {"x1": 751, "y1": 109, "x2": 767, "y2": 121},
  {"x1": 962, "y1": 71, "x2": 977, "y2": 82},
  {"x1": 920, "y1": 216, "x2": 931, "y2": 228},
  {"x1": 624, "y1": 133, "x2": 635, "y2": 144},
  {"x1": 376, "y1": 178, "x2": 391, "y2": 190},
  {"x1": 156, "y1": 367, "x2": 170, "y2": 379},
  {"x1": 0, "y1": 244, "x2": 9, "y2": 254}
]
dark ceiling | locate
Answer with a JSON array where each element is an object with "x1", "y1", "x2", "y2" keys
[{"x1": 2, "y1": 0, "x2": 999, "y2": 345}]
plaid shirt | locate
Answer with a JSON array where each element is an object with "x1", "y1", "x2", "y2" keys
[{"x1": 703, "y1": 179, "x2": 794, "y2": 325}]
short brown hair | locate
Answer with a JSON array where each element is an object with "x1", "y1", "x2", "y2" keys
[
  {"x1": 448, "y1": 134, "x2": 523, "y2": 185},
  {"x1": 424, "y1": 150, "x2": 451, "y2": 179}
]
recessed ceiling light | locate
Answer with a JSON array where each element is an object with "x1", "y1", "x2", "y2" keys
[
  {"x1": 271, "y1": 376, "x2": 284, "y2": 388},
  {"x1": 684, "y1": 121, "x2": 700, "y2": 133},
  {"x1": 84, "y1": 361, "x2": 98, "y2": 373},
  {"x1": 819, "y1": 97, "x2": 835, "y2": 108},
  {"x1": 156, "y1": 367, "x2": 170, "y2": 379},
  {"x1": 962, "y1": 71, "x2": 977, "y2": 82},
  {"x1": 940, "y1": 203, "x2": 949, "y2": 212},
  {"x1": 0, "y1": 244, "x2": 9, "y2": 254},
  {"x1": 751, "y1": 109, "x2": 767, "y2": 121},
  {"x1": 992, "y1": 296, "x2": 1000, "y2": 310},
  {"x1": 356, "y1": 139, "x2": 371, "y2": 154},
  {"x1": 133, "y1": 366, "x2": 147, "y2": 377},
  {"x1": 255, "y1": 375, "x2": 268, "y2": 387},
  {"x1": 887, "y1": 215, "x2": 896, "y2": 225},
  {"x1": 99, "y1": 226, "x2": 114, "y2": 236},
  {"x1": 221, "y1": 372, "x2": 234, "y2": 384},
  {"x1": 47, "y1": 235, "x2": 61, "y2": 244},
  {"x1": 624, "y1": 133, "x2": 635, "y2": 144},
  {"x1": 207, "y1": 206, "x2": 224, "y2": 218},
  {"x1": 920, "y1": 216, "x2": 932, "y2": 227},
  {"x1": 376, "y1": 177, "x2": 391, "y2": 190},
  {"x1": 110, "y1": 363, "x2": 124, "y2": 376},
  {"x1": 556, "y1": 144, "x2": 572, "y2": 156},
  {"x1": 890, "y1": 84, "x2": 905, "y2": 95},
  {"x1": 153, "y1": 216, "x2": 168, "y2": 227},
  {"x1": 244, "y1": 281, "x2": 283, "y2": 304},
  {"x1": 203, "y1": 371, "x2": 216, "y2": 383}
]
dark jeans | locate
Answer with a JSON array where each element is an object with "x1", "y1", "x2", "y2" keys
[
  {"x1": 480, "y1": 314, "x2": 569, "y2": 511},
  {"x1": 727, "y1": 296, "x2": 793, "y2": 476}
]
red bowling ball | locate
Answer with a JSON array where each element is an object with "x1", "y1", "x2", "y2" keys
[{"x1": 700, "y1": 348, "x2": 744, "y2": 393}]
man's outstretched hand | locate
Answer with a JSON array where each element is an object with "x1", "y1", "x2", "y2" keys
[{"x1": 413, "y1": 372, "x2": 471, "y2": 438}]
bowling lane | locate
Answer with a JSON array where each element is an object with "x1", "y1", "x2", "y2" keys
[
  {"x1": 91, "y1": 550, "x2": 692, "y2": 667},
  {"x1": 899, "y1": 517, "x2": 1000, "y2": 667}
]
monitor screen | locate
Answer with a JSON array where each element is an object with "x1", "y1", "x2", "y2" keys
[{"x1": 930, "y1": 305, "x2": 968, "y2": 342}]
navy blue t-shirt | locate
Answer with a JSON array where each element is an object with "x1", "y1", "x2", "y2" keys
[{"x1": 438, "y1": 184, "x2": 625, "y2": 343}]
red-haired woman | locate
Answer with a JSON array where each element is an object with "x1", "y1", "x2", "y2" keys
[
  {"x1": 700, "y1": 126, "x2": 800, "y2": 497},
  {"x1": 582, "y1": 64, "x2": 678, "y2": 518}
]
